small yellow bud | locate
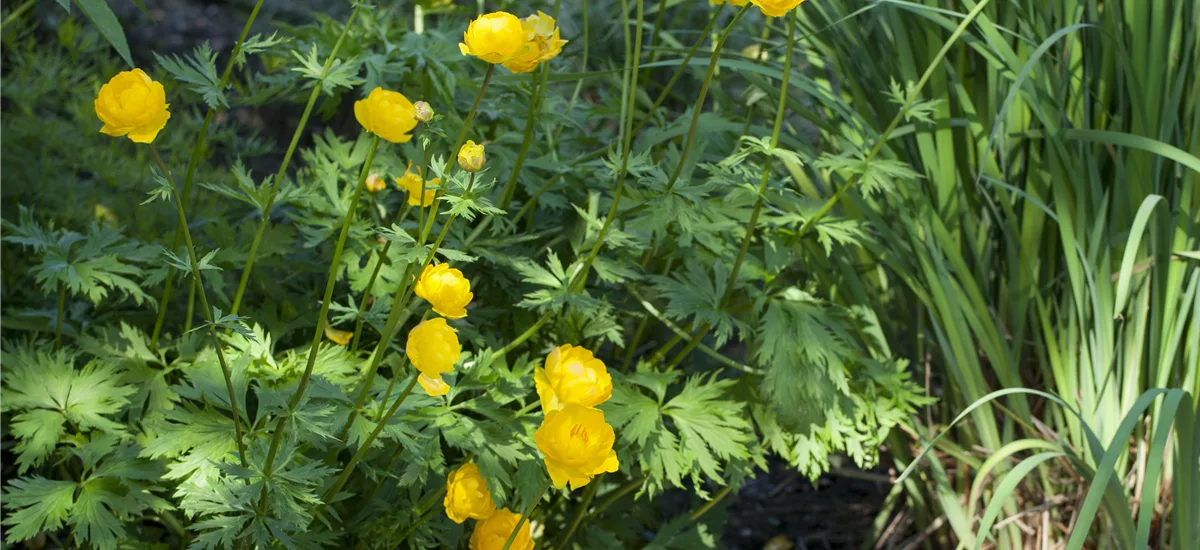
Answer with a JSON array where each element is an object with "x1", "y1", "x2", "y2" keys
[
  {"x1": 457, "y1": 140, "x2": 486, "y2": 173},
  {"x1": 365, "y1": 173, "x2": 387, "y2": 193},
  {"x1": 414, "y1": 101, "x2": 434, "y2": 122}
]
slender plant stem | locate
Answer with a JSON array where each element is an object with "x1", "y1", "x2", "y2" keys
[
  {"x1": 257, "y1": 133, "x2": 380, "y2": 514},
  {"x1": 319, "y1": 374, "x2": 419, "y2": 509},
  {"x1": 498, "y1": 71, "x2": 542, "y2": 209},
  {"x1": 500, "y1": 477, "x2": 554, "y2": 550},
  {"x1": 688, "y1": 484, "x2": 732, "y2": 522},
  {"x1": 0, "y1": 0, "x2": 37, "y2": 31},
  {"x1": 334, "y1": 308, "x2": 427, "y2": 446},
  {"x1": 148, "y1": 145, "x2": 248, "y2": 467},
  {"x1": 453, "y1": 65, "x2": 495, "y2": 154},
  {"x1": 349, "y1": 203, "x2": 414, "y2": 353},
  {"x1": 667, "y1": 13, "x2": 797, "y2": 368},
  {"x1": 552, "y1": 478, "x2": 600, "y2": 550},
  {"x1": 229, "y1": 6, "x2": 362, "y2": 315},
  {"x1": 586, "y1": 476, "x2": 643, "y2": 519},
  {"x1": 150, "y1": 0, "x2": 269, "y2": 349},
  {"x1": 566, "y1": 0, "x2": 649, "y2": 293},
  {"x1": 54, "y1": 281, "x2": 66, "y2": 350}
]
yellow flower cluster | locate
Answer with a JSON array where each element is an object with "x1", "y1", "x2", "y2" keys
[
  {"x1": 405, "y1": 261, "x2": 473, "y2": 397},
  {"x1": 533, "y1": 345, "x2": 619, "y2": 490},
  {"x1": 460, "y1": 11, "x2": 567, "y2": 74}
]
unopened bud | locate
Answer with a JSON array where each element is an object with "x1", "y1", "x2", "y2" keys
[
  {"x1": 457, "y1": 140, "x2": 485, "y2": 173},
  {"x1": 414, "y1": 101, "x2": 434, "y2": 122},
  {"x1": 365, "y1": 173, "x2": 386, "y2": 193}
]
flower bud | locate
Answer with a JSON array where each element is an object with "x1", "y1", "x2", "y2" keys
[
  {"x1": 457, "y1": 140, "x2": 486, "y2": 173},
  {"x1": 414, "y1": 100, "x2": 434, "y2": 122},
  {"x1": 365, "y1": 173, "x2": 387, "y2": 193}
]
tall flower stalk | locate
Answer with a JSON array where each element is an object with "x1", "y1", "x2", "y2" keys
[{"x1": 149, "y1": 0, "x2": 270, "y2": 350}]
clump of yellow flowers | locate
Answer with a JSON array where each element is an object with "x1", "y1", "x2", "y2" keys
[
  {"x1": 469, "y1": 508, "x2": 534, "y2": 550},
  {"x1": 353, "y1": 87, "x2": 418, "y2": 143},
  {"x1": 405, "y1": 317, "x2": 460, "y2": 396},
  {"x1": 94, "y1": 69, "x2": 171, "y2": 143},
  {"x1": 414, "y1": 263, "x2": 473, "y2": 319},
  {"x1": 444, "y1": 462, "x2": 496, "y2": 524},
  {"x1": 460, "y1": 11, "x2": 566, "y2": 74},
  {"x1": 533, "y1": 345, "x2": 619, "y2": 490}
]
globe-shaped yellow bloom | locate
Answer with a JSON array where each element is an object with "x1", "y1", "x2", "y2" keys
[
  {"x1": 406, "y1": 318, "x2": 460, "y2": 396},
  {"x1": 750, "y1": 0, "x2": 805, "y2": 17},
  {"x1": 457, "y1": 140, "x2": 486, "y2": 173},
  {"x1": 415, "y1": 263, "x2": 473, "y2": 319},
  {"x1": 469, "y1": 508, "x2": 533, "y2": 550},
  {"x1": 535, "y1": 404, "x2": 619, "y2": 490},
  {"x1": 354, "y1": 87, "x2": 418, "y2": 143},
  {"x1": 395, "y1": 162, "x2": 439, "y2": 206},
  {"x1": 459, "y1": 12, "x2": 528, "y2": 64},
  {"x1": 94, "y1": 69, "x2": 171, "y2": 143},
  {"x1": 503, "y1": 11, "x2": 568, "y2": 74},
  {"x1": 444, "y1": 462, "x2": 497, "y2": 524},
  {"x1": 535, "y1": 344, "x2": 612, "y2": 412}
]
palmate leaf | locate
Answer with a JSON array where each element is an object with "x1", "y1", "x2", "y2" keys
[
  {"x1": 1, "y1": 345, "x2": 136, "y2": 472},
  {"x1": 156, "y1": 42, "x2": 227, "y2": 109},
  {"x1": 1, "y1": 476, "x2": 77, "y2": 544},
  {"x1": 603, "y1": 371, "x2": 753, "y2": 497},
  {"x1": 649, "y1": 261, "x2": 749, "y2": 348},
  {"x1": 291, "y1": 45, "x2": 363, "y2": 95},
  {"x1": 812, "y1": 153, "x2": 920, "y2": 196}
]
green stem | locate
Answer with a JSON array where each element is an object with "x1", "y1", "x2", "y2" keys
[
  {"x1": 627, "y1": 285, "x2": 758, "y2": 373},
  {"x1": 150, "y1": 0, "x2": 269, "y2": 350},
  {"x1": 319, "y1": 374, "x2": 419, "y2": 508},
  {"x1": 349, "y1": 204, "x2": 413, "y2": 353},
  {"x1": 586, "y1": 476, "x2": 643, "y2": 519},
  {"x1": 688, "y1": 484, "x2": 732, "y2": 522},
  {"x1": 148, "y1": 146, "x2": 247, "y2": 467},
  {"x1": 183, "y1": 275, "x2": 196, "y2": 333},
  {"x1": 452, "y1": 64, "x2": 495, "y2": 155},
  {"x1": 490, "y1": 312, "x2": 551, "y2": 361},
  {"x1": 393, "y1": 502, "x2": 438, "y2": 546},
  {"x1": 0, "y1": 0, "x2": 37, "y2": 31},
  {"x1": 54, "y1": 281, "x2": 66, "y2": 350},
  {"x1": 667, "y1": 13, "x2": 797, "y2": 369},
  {"x1": 500, "y1": 477, "x2": 554, "y2": 550},
  {"x1": 552, "y1": 478, "x2": 600, "y2": 550},
  {"x1": 229, "y1": 6, "x2": 362, "y2": 315},
  {"x1": 335, "y1": 309, "x2": 427, "y2": 446},
  {"x1": 498, "y1": 71, "x2": 542, "y2": 209},
  {"x1": 258, "y1": 133, "x2": 380, "y2": 513},
  {"x1": 566, "y1": 0, "x2": 648, "y2": 294}
]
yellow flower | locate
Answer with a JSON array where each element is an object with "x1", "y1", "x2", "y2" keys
[
  {"x1": 406, "y1": 318, "x2": 460, "y2": 396},
  {"x1": 750, "y1": 0, "x2": 805, "y2": 17},
  {"x1": 459, "y1": 12, "x2": 528, "y2": 64},
  {"x1": 457, "y1": 140, "x2": 486, "y2": 173},
  {"x1": 444, "y1": 462, "x2": 497, "y2": 524},
  {"x1": 535, "y1": 344, "x2": 612, "y2": 412},
  {"x1": 415, "y1": 263, "x2": 473, "y2": 319},
  {"x1": 354, "y1": 87, "x2": 418, "y2": 143},
  {"x1": 395, "y1": 162, "x2": 439, "y2": 206},
  {"x1": 365, "y1": 173, "x2": 387, "y2": 193},
  {"x1": 502, "y1": 11, "x2": 568, "y2": 74},
  {"x1": 94, "y1": 69, "x2": 171, "y2": 143},
  {"x1": 535, "y1": 403, "x2": 619, "y2": 490},
  {"x1": 469, "y1": 508, "x2": 533, "y2": 550},
  {"x1": 324, "y1": 326, "x2": 353, "y2": 345}
]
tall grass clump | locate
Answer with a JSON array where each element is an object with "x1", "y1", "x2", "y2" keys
[{"x1": 766, "y1": 0, "x2": 1198, "y2": 547}]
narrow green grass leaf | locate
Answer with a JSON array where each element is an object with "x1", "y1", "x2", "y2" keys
[{"x1": 1113, "y1": 195, "x2": 1164, "y2": 316}]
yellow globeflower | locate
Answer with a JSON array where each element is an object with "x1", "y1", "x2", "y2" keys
[
  {"x1": 415, "y1": 263, "x2": 473, "y2": 319},
  {"x1": 406, "y1": 318, "x2": 461, "y2": 396},
  {"x1": 395, "y1": 162, "x2": 439, "y2": 207},
  {"x1": 535, "y1": 344, "x2": 612, "y2": 412},
  {"x1": 750, "y1": 0, "x2": 805, "y2": 17},
  {"x1": 459, "y1": 12, "x2": 527, "y2": 64},
  {"x1": 94, "y1": 69, "x2": 171, "y2": 143},
  {"x1": 469, "y1": 508, "x2": 533, "y2": 550},
  {"x1": 535, "y1": 403, "x2": 619, "y2": 490},
  {"x1": 354, "y1": 87, "x2": 418, "y2": 143},
  {"x1": 444, "y1": 462, "x2": 497, "y2": 524},
  {"x1": 503, "y1": 11, "x2": 568, "y2": 74},
  {"x1": 457, "y1": 140, "x2": 486, "y2": 173}
]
